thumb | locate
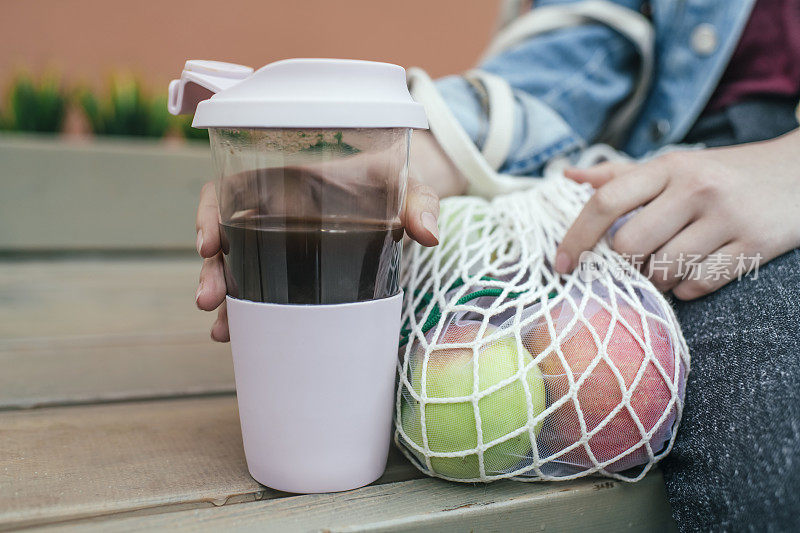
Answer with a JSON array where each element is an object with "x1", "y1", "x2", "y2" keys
[
  {"x1": 403, "y1": 175, "x2": 440, "y2": 247},
  {"x1": 564, "y1": 160, "x2": 636, "y2": 187}
]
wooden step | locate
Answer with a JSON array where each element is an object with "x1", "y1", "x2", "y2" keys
[
  {"x1": 1, "y1": 395, "x2": 674, "y2": 532},
  {"x1": 52, "y1": 474, "x2": 675, "y2": 532},
  {"x1": 0, "y1": 395, "x2": 424, "y2": 530},
  {"x1": 0, "y1": 248, "x2": 677, "y2": 532},
  {"x1": 0, "y1": 258, "x2": 233, "y2": 408}
]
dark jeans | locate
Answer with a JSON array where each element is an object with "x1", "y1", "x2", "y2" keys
[{"x1": 660, "y1": 97, "x2": 800, "y2": 532}]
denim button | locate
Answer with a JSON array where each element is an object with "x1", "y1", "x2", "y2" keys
[
  {"x1": 691, "y1": 23, "x2": 718, "y2": 56},
  {"x1": 650, "y1": 119, "x2": 670, "y2": 141}
]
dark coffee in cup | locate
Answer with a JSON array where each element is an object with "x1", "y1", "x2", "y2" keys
[{"x1": 221, "y1": 217, "x2": 403, "y2": 305}]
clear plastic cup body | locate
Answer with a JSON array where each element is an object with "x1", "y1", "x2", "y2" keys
[{"x1": 210, "y1": 127, "x2": 410, "y2": 305}]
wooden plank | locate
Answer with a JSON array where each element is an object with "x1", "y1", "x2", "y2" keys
[
  {"x1": 0, "y1": 336, "x2": 233, "y2": 409},
  {"x1": 0, "y1": 250, "x2": 676, "y2": 533},
  {"x1": 0, "y1": 134, "x2": 210, "y2": 250},
  {"x1": 0, "y1": 258, "x2": 206, "y2": 339},
  {"x1": 39, "y1": 473, "x2": 676, "y2": 533},
  {"x1": 0, "y1": 396, "x2": 424, "y2": 530},
  {"x1": 0, "y1": 258, "x2": 234, "y2": 408}
]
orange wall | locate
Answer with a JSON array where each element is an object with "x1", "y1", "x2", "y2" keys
[{"x1": 1, "y1": 0, "x2": 501, "y2": 96}]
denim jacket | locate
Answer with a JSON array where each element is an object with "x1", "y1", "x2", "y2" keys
[{"x1": 437, "y1": 0, "x2": 756, "y2": 174}]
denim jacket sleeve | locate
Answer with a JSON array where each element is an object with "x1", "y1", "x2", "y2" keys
[{"x1": 435, "y1": 0, "x2": 644, "y2": 175}]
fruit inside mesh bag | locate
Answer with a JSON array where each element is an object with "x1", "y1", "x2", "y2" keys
[
  {"x1": 399, "y1": 318, "x2": 546, "y2": 480},
  {"x1": 521, "y1": 284, "x2": 685, "y2": 473}
]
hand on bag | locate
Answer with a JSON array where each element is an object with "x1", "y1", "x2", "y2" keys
[
  {"x1": 194, "y1": 139, "x2": 444, "y2": 342},
  {"x1": 555, "y1": 129, "x2": 800, "y2": 300}
]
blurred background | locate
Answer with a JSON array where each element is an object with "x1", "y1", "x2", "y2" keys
[
  {"x1": 0, "y1": 0, "x2": 501, "y2": 138},
  {"x1": 0, "y1": 0, "x2": 502, "y2": 250},
  {"x1": 0, "y1": 0, "x2": 504, "y2": 409}
]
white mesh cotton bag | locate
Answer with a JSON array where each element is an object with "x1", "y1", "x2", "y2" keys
[
  {"x1": 395, "y1": 165, "x2": 690, "y2": 482},
  {"x1": 395, "y1": 1, "x2": 689, "y2": 483}
]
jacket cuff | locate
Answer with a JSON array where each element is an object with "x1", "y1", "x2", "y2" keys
[
  {"x1": 503, "y1": 90, "x2": 585, "y2": 175},
  {"x1": 435, "y1": 75, "x2": 584, "y2": 176}
]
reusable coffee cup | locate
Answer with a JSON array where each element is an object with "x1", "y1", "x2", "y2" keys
[{"x1": 169, "y1": 59, "x2": 427, "y2": 493}]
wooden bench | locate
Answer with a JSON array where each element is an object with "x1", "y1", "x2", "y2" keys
[{"x1": 0, "y1": 135, "x2": 677, "y2": 531}]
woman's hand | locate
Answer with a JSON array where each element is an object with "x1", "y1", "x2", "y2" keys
[
  {"x1": 194, "y1": 136, "x2": 449, "y2": 342},
  {"x1": 410, "y1": 130, "x2": 469, "y2": 198},
  {"x1": 555, "y1": 129, "x2": 800, "y2": 300}
]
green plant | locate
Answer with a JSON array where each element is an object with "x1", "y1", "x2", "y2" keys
[
  {"x1": 79, "y1": 77, "x2": 169, "y2": 137},
  {"x1": 300, "y1": 131, "x2": 358, "y2": 154},
  {"x1": 4, "y1": 74, "x2": 67, "y2": 133},
  {"x1": 177, "y1": 114, "x2": 209, "y2": 141}
]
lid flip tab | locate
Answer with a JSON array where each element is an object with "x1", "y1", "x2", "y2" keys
[{"x1": 168, "y1": 60, "x2": 254, "y2": 116}]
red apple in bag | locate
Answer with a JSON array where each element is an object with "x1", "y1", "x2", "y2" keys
[{"x1": 524, "y1": 296, "x2": 679, "y2": 472}]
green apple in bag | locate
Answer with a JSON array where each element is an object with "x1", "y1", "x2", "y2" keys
[
  {"x1": 400, "y1": 322, "x2": 546, "y2": 479},
  {"x1": 436, "y1": 200, "x2": 490, "y2": 278}
]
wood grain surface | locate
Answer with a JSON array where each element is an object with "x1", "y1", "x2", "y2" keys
[
  {"x1": 0, "y1": 258, "x2": 234, "y2": 408},
  {"x1": 36, "y1": 472, "x2": 676, "y2": 533},
  {"x1": 0, "y1": 396, "x2": 424, "y2": 530}
]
